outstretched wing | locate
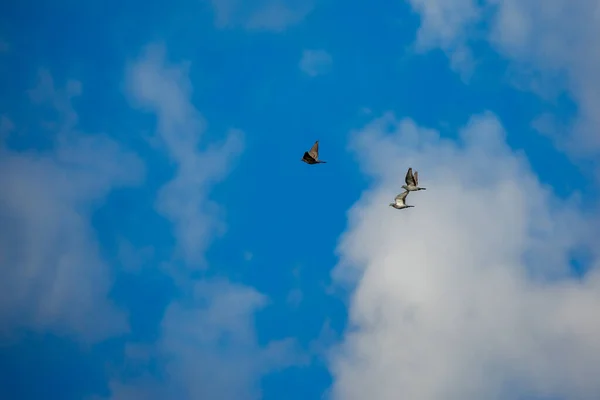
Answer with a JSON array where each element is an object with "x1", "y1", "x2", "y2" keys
[
  {"x1": 414, "y1": 170, "x2": 419, "y2": 186},
  {"x1": 405, "y1": 167, "x2": 416, "y2": 186},
  {"x1": 308, "y1": 141, "x2": 319, "y2": 160},
  {"x1": 302, "y1": 151, "x2": 315, "y2": 163},
  {"x1": 394, "y1": 190, "x2": 409, "y2": 205}
]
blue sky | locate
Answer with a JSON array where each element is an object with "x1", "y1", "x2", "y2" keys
[{"x1": 2, "y1": 0, "x2": 600, "y2": 399}]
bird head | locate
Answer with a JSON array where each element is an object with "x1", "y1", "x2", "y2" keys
[{"x1": 401, "y1": 184, "x2": 409, "y2": 190}]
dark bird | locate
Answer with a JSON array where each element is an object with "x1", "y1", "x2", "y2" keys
[
  {"x1": 301, "y1": 140, "x2": 327, "y2": 164},
  {"x1": 402, "y1": 167, "x2": 426, "y2": 191}
]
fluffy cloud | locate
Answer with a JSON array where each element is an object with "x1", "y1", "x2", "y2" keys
[
  {"x1": 299, "y1": 49, "x2": 333, "y2": 77},
  {"x1": 328, "y1": 112, "x2": 600, "y2": 399},
  {"x1": 126, "y1": 43, "x2": 243, "y2": 267},
  {"x1": 104, "y1": 281, "x2": 302, "y2": 400},
  {"x1": 406, "y1": 0, "x2": 600, "y2": 156},
  {"x1": 105, "y1": 43, "x2": 302, "y2": 399},
  {"x1": 407, "y1": 0, "x2": 480, "y2": 77},
  {"x1": 159, "y1": 281, "x2": 302, "y2": 399},
  {"x1": 0, "y1": 70, "x2": 144, "y2": 341},
  {"x1": 209, "y1": 0, "x2": 313, "y2": 31}
]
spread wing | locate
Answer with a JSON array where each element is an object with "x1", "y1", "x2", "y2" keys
[
  {"x1": 414, "y1": 170, "x2": 419, "y2": 186},
  {"x1": 405, "y1": 167, "x2": 416, "y2": 186},
  {"x1": 302, "y1": 151, "x2": 315, "y2": 163},
  {"x1": 394, "y1": 190, "x2": 409, "y2": 205},
  {"x1": 308, "y1": 141, "x2": 319, "y2": 160}
]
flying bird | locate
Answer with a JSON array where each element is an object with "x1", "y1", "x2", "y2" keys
[
  {"x1": 389, "y1": 190, "x2": 414, "y2": 210},
  {"x1": 402, "y1": 167, "x2": 426, "y2": 191},
  {"x1": 301, "y1": 140, "x2": 327, "y2": 164}
]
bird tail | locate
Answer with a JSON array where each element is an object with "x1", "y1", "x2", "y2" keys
[
  {"x1": 317, "y1": 160, "x2": 327, "y2": 163},
  {"x1": 419, "y1": 187, "x2": 426, "y2": 190}
]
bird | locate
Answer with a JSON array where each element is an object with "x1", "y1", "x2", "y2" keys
[
  {"x1": 402, "y1": 167, "x2": 426, "y2": 191},
  {"x1": 301, "y1": 140, "x2": 327, "y2": 164},
  {"x1": 389, "y1": 190, "x2": 414, "y2": 210}
]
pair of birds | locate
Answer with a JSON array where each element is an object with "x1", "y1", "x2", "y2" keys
[
  {"x1": 300, "y1": 140, "x2": 425, "y2": 210},
  {"x1": 389, "y1": 167, "x2": 426, "y2": 210}
]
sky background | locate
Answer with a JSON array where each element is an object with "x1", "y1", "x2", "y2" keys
[{"x1": 1, "y1": 0, "x2": 600, "y2": 399}]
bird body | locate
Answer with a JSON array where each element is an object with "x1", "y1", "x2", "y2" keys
[
  {"x1": 402, "y1": 167, "x2": 426, "y2": 191},
  {"x1": 301, "y1": 140, "x2": 327, "y2": 164},
  {"x1": 389, "y1": 190, "x2": 414, "y2": 210}
]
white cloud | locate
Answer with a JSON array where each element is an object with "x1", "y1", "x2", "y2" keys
[
  {"x1": 105, "y1": 279, "x2": 304, "y2": 400},
  {"x1": 106, "y1": 43, "x2": 303, "y2": 399},
  {"x1": 126, "y1": 43, "x2": 244, "y2": 267},
  {"x1": 405, "y1": 0, "x2": 600, "y2": 157},
  {"x1": 299, "y1": 49, "x2": 333, "y2": 77},
  {"x1": 406, "y1": 0, "x2": 480, "y2": 78},
  {"x1": 160, "y1": 280, "x2": 303, "y2": 399},
  {"x1": 209, "y1": 0, "x2": 313, "y2": 32},
  {"x1": 408, "y1": 0, "x2": 480, "y2": 50},
  {"x1": 328, "y1": 112, "x2": 600, "y2": 400},
  {"x1": 485, "y1": 0, "x2": 600, "y2": 156},
  {"x1": 0, "y1": 71, "x2": 144, "y2": 342}
]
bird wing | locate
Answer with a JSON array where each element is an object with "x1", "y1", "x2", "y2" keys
[
  {"x1": 394, "y1": 190, "x2": 409, "y2": 205},
  {"x1": 405, "y1": 167, "x2": 416, "y2": 186},
  {"x1": 414, "y1": 170, "x2": 419, "y2": 186},
  {"x1": 308, "y1": 141, "x2": 319, "y2": 160},
  {"x1": 302, "y1": 151, "x2": 315, "y2": 163}
]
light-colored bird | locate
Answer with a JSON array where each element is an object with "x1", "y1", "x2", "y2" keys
[
  {"x1": 389, "y1": 190, "x2": 414, "y2": 210},
  {"x1": 402, "y1": 167, "x2": 426, "y2": 191},
  {"x1": 301, "y1": 140, "x2": 327, "y2": 164}
]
